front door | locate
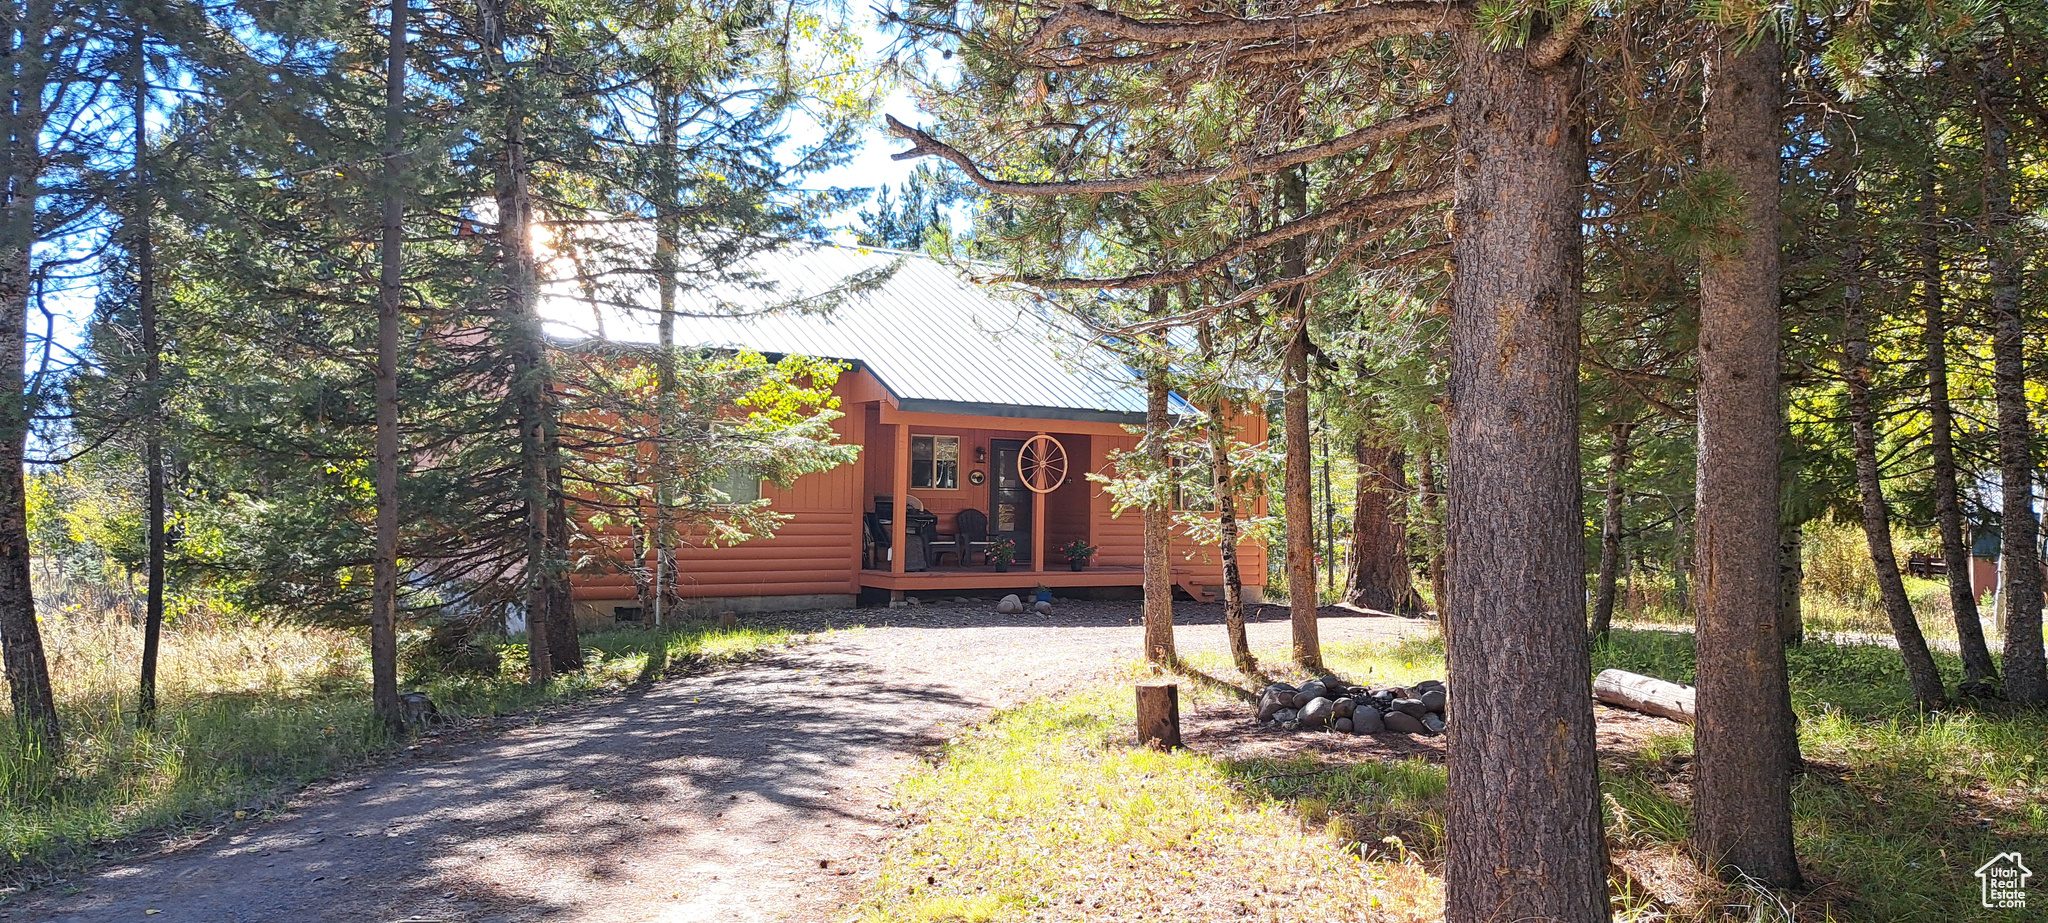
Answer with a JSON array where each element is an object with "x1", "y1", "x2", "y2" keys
[{"x1": 990, "y1": 439, "x2": 1032, "y2": 562}]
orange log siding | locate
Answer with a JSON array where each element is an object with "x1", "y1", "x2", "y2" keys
[{"x1": 567, "y1": 365, "x2": 1268, "y2": 615}]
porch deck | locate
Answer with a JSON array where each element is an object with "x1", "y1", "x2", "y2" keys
[{"x1": 857, "y1": 564, "x2": 1143, "y2": 591}]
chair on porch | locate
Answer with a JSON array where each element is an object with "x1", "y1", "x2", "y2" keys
[
  {"x1": 953, "y1": 508, "x2": 996, "y2": 566},
  {"x1": 865, "y1": 509, "x2": 931, "y2": 572}
]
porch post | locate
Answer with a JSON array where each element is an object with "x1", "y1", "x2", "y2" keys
[
  {"x1": 1032, "y1": 431, "x2": 1047, "y2": 573},
  {"x1": 892, "y1": 422, "x2": 910, "y2": 575}
]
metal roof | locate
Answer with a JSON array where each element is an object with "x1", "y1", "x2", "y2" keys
[{"x1": 539, "y1": 243, "x2": 1194, "y2": 424}]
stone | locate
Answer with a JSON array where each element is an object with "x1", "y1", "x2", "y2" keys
[
  {"x1": 1331, "y1": 697, "x2": 1356, "y2": 719},
  {"x1": 1351, "y1": 707, "x2": 1384, "y2": 734},
  {"x1": 1315, "y1": 674, "x2": 1343, "y2": 690},
  {"x1": 1422, "y1": 713, "x2": 1446, "y2": 734},
  {"x1": 1333, "y1": 717, "x2": 1353, "y2": 734},
  {"x1": 1273, "y1": 708, "x2": 1299, "y2": 725},
  {"x1": 1290, "y1": 681, "x2": 1329, "y2": 708},
  {"x1": 996, "y1": 594, "x2": 1024, "y2": 614},
  {"x1": 1299, "y1": 697, "x2": 1336, "y2": 728},
  {"x1": 1032, "y1": 601, "x2": 1053, "y2": 614},
  {"x1": 905, "y1": 596, "x2": 921, "y2": 606},
  {"x1": 1256, "y1": 688, "x2": 1293, "y2": 721},
  {"x1": 1383, "y1": 711, "x2": 1426, "y2": 734},
  {"x1": 1414, "y1": 679, "x2": 1445, "y2": 692},
  {"x1": 1371, "y1": 690, "x2": 1397, "y2": 708},
  {"x1": 1391, "y1": 697, "x2": 1431, "y2": 717},
  {"x1": 1420, "y1": 689, "x2": 1447, "y2": 712},
  {"x1": 953, "y1": 597, "x2": 971, "y2": 604}
]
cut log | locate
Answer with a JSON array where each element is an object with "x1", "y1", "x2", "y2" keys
[
  {"x1": 1593, "y1": 669, "x2": 1696, "y2": 724},
  {"x1": 1135, "y1": 680, "x2": 1181, "y2": 749}
]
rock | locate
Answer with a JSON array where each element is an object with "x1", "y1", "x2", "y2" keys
[
  {"x1": 1383, "y1": 711, "x2": 1426, "y2": 734},
  {"x1": 1032, "y1": 600, "x2": 1053, "y2": 614},
  {"x1": 953, "y1": 597, "x2": 971, "y2": 604},
  {"x1": 1415, "y1": 679, "x2": 1446, "y2": 692},
  {"x1": 1332, "y1": 697, "x2": 1356, "y2": 719},
  {"x1": 1273, "y1": 708, "x2": 1299, "y2": 726},
  {"x1": 1256, "y1": 688, "x2": 1293, "y2": 721},
  {"x1": 1351, "y1": 707, "x2": 1384, "y2": 734},
  {"x1": 1371, "y1": 689, "x2": 1397, "y2": 708},
  {"x1": 1264, "y1": 681, "x2": 1299, "y2": 696},
  {"x1": 1299, "y1": 697, "x2": 1336, "y2": 728},
  {"x1": 1391, "y1": 697, "x2": 1431, "y2": 717},
  {"x1": 1315, "y1": 674, "x2": 1343, "y2": 690},
  {"x1": 996, "y1": 594, "x2": 1024, "y2": 614},
  {"x1": 1420, "y1": 689, "x2": 1447, "y2": 712},
  {"x1": 1333, "y1": 717, "x2": 1353, "y2": 734},
  {"x1": 1290, "y1": 681, "x2": 1329, "y2": 708},
  {"x1": 905, "y1": 596, "x2": 921, "y2": 606},
  {"x1": 1422, "y1": 713, "x2": 1446, "y2": 734}
]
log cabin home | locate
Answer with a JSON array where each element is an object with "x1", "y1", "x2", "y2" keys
[{"x1": 541, "y1": 243, "x2": 1269, "y2": 624}]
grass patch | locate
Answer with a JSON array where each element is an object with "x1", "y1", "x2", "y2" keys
[
  {"x1": 856, "y1": 630, "x2": 2047, "y2": 922},
  {"x1": 0, "y1": 611, "x2": 786, "y2": 877}
]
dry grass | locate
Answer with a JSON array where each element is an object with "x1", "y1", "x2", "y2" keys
[{"x1": 852, "y1": 630, "x2": 2047, "y2": 923}]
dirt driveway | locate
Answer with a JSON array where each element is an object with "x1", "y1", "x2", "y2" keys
[{"x1": 10, "y1": 602, "x2": 1426, "y2": 923}]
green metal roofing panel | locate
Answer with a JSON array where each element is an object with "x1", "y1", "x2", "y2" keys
[{"x1": 540, "y1": 243, "x2": 1195, "y2": 422}]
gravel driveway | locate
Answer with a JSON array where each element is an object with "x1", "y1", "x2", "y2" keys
[{"x1": 8, "y1": 602, "x2": 1427, "y2": 923}]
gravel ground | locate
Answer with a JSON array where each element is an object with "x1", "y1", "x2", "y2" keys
[{"x1": 6, "y1": 601, "x2": 1428, "y2": 923}]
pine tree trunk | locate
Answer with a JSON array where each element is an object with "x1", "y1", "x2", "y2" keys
[
  {"x1": 1980, "y1": 43, "x2": 2045, "y2": 704},
  {"x1": 1417, "y1": 442, "x2": 1448, "y2": 621},
  {"x1": 1141, "y1": 346, "x2": 1176, "y2": 667},
  {"x1": 1692, "y1": 29, "x2": 1800, "y2": 888},
  {"x1": 1342, "y1": 436, "x2": 1416, "y2": 613},
  {"x1": 546, "y1": 462, "x2": 580, "y2": 670},
  {"x1": 0, "y1": 31, "x2": 58, "y2": 750},
  {"x1": 1590, "y1": 421, "x2": 1633, "y2": 643},
  {"x1": 1442, "y1": 27, "x2": 1606, "y2": 923},
  {"x1": 0, "y1": 218, "x2": 58, "y2": 756},
  {"x1": 1840, "y1": 184, "x2": 1946, "y2": 709},
  {"x1": 1280, "y1": 303, "x2": 1322, "y2": 669},
  {"x1": 132, "y1": 25, "x2": 169, "y2": 729},
  {"x1": 1199, "y1": 326, "x2": 1255, "y2": 675},
  {"x1": 1920, "y1": 169, "x2": 1999, "y2": 692},
  {"x1": 480, "y1": 0, "x2": 553, "y2": 682},
  {"x1": 367, "y1": 0, "x2": 409, "y2": 731},
  {"x1": 650, "y1": 76, "x2": 681, "y2": 626},
  {"x1": 1778, "y1": 518, "x2": 1804, "y2": 646}
]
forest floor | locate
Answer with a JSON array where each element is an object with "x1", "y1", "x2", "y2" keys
[{"x1": 3, "y1": 600, "x2": 1428, "y2": 923}]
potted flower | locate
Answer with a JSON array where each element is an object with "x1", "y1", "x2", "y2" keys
[
  {"x1": 1034, "y1": 583, "x2": 1054, "y2": 604},
  {"x1": 1061, "y1": 539, "x2": 1098, "y2": 572},
  {"x1": 989, "y1": 537, "x2": 1017, "y2": 572}
]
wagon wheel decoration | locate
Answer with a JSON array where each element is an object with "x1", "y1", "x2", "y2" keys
[{"x1": 1019, "y1": 434, "x2": 1069, "y2": 494}]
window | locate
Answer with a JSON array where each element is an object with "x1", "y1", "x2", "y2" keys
[
  {"x1": 1174, "y1": 453, "x2": 1215, "y2": 512},
  {"x1": 910, "y1": 435, "x2": 960, "y2": 490},
  {"x1": 613, "y1": 606, "x2": 644, "y2": 624},
  {"x1": 712, "y1": 468, "x2": 762, "y2": 503}
]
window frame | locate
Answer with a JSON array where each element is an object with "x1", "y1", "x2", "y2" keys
[
  {"x1": 711, "y1": 467, "x2": 764, "y2": 504},
  {"x1": 909, "y1": 434, "x2": 962, "y2": 491}
]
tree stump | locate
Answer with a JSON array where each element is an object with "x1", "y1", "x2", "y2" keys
[
  {"x1": 1136, "y1": 680, "x2": 1181, "y2": 749},
  {"x1": 1593, "y1": 669, "x2": 1696, "y2": 723}
]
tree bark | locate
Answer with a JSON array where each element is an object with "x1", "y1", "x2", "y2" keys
[
  {"x1": 1442, "y1": 25, "x2": 1606, "y2": 923},
  {"x1": 367, "y1": 0, "x2": 409, "y2": 731},
  {"x1": 1342, "y1": 436, "x2": 1417, "y2": 613},
  {"x1": 1839, "y1": 183, "x2": 1946, "y2": 709},
  {"x1": 649, "y1": 74, "x2": 681, "y2": 626},
  {"x1": 1417, "y1": 442, "x2": 1447, "y2": 620},
  {"x1": 0, "y1": 86, "x2": 59, "y2": 753},
  {"x1": 1980, "y1": 42, "x2": 2045, "y2": 704},
  {"x1": 1590, "y1": 421, "x2": 1633, "y2": 643},
  {"x1": 480, "y1": 0, "x2": 553, "y2": 682},
  {"x1": 132, "y1": 24, "x2": 169, "y2": 729},
  {"x1": 1278, "y1": 169, "x2": 1322, "y2": 670},
  {"x1": 1920, "y1": 168, "x2": 1999, "y2": 692},
  {"x1": 1199, "y1": 324, "x2": 1255, "y2": 675},
  {"x1": 1692, "y1": 29, "x2": 1800, "y2": 888},
  {"x1": 1140, "y1": 335, "x2": 1176, "y2": 667},
  {"x1": 546, "y1": 463, "x2": 581, "y2": 670}
]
